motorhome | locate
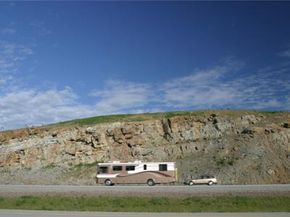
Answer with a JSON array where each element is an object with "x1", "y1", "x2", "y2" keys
[{"x1": 96, "y1": 161, "x2": 177, "y2": 186}]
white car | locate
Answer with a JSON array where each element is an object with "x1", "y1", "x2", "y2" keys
[{"x1": 185, "y1": 175, "x2": 217, "y2": 186}]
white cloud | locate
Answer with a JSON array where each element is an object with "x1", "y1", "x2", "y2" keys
[
  {"x1": 161, "y1": 60, "x2": 243, "y2": 109},
  {"x1": 0, "y1": 87, "x2": 95, "y2": 130},
  {"x1": 0, "y1": 81, "x2": 155, "y2": 130},
  {"x1": 91, "y1": 80, "x2": 153, "y2": 114},
  {"x1": 0, "y1": 75, "x2": 13, "y2": 87},
  {"x1": 0, "y1": 41, "x2": 33, "y2": 76},
  {"x1": 30, "y1": 21, "x2": 51, "y2": 36},
  {"x1": 2, "y1": 57, "x2": 289, "y2": 130},
  {"x1": 0, "y1": 41, "x2": 98, "y2": 130},
  {"x1": 160, "y1": 59, "x2": 290, "y2": 111},
  {"x1": 0, "y1": 28, "x2": 16, "y2": 35},
  {"x1": 1, "y1": 36, "x2": 289, "y2": 131},
  {"x1": 279, "y1": 49, "x2": 290, "y2": 58},
  {"x1": 0, "y1": 41, "x2": 35, "y2": 96}
]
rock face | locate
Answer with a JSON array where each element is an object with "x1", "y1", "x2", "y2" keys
[{"x1": 0, "y1": 111, "x2": 289, "y2": 185}]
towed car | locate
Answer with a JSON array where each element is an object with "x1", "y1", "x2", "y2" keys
[{"x1": 184, "y1": 175, "x2": 217, "y2": 186}]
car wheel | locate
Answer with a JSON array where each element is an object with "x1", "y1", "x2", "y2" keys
[
  {"x1": 147, "y1": 179, "x2": 155, "y2": 186},
  {"x1": 189, "y1": 181, "x2": 194, "y2": 186},
  {"x1": 208, "y1": 181, "x2": 213, "y2": 186},
  {"x1": 105, "y1": 179, "x2": 112, "y2": 186}
]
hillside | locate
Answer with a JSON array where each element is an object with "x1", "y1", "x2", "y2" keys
[{"x1": 0, "y1": 110, "x2": 289, "y2": 185}]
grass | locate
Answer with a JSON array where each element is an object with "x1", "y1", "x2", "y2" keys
[
  {"x1": 52, "y1": 111, "x2": 202, "y2": 127},
  {"x1": 73, "y1": 161, "x2": 100, "y2": 171},
  {"x1": 52, "y1": 109, "x2": 289, "y2": 128},
  {"x1": 1, "y1": 109, "x2": 288, "y2": 135},
  {"x1": 257, "y1": 110, "x2": 285, "y2": 115},
  {"x1": 215, "y1": 156, "x2": 237, "y2": 167},
  {"x1": 0, "y1": 195, "x2": 289, "y2": 212}
]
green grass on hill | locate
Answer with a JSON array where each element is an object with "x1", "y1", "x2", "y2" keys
[
  {"x1": 0, "y1": 195, "x2": 289, "y2": 212},
  {"x1": 54, "y1": 111, "x2": 197, "y2": 127},
  {"x1": 46, "y1": 109, "x2": 288, "y2": 129}
]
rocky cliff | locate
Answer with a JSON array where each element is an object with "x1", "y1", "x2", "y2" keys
[{"x1": 0, "y1": 110, "x2": 289, "y2": 185}]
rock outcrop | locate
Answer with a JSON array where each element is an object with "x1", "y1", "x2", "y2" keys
[{"x1": 0, "y1": 111, "x2": 289, "y2": 185}]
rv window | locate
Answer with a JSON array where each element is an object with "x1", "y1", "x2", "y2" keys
[
  {"x1": 159, "y1": 164, "x2": 167, "y2": 171},
  {"x1": 98, "y1": 166, "x2": 108, "y2": 174},
  {"x1": 126, "y1": 165, "x2": 135, "y2": 171},
  {"x1": 143, "y1": 164, "x2": 147, "y2": 170},
  {"x1": 113, "y1": 165, "x2": 123, "y2": 171}
]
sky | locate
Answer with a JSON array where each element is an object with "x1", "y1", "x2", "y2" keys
[{"x1": 0, "y1": 1, "x2": 290, "y2": 130}]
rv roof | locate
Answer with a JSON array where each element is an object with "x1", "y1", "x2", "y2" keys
[{"x1": 98, "y1": 161, "x2": 175, "y2": 166}]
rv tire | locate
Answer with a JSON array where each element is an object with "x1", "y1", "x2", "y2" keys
[
  {"x1": 105, "y1": 179, "x2": 112, "y2": 186},
  {"x1": 147, "y1": 179, "x2": 155, "y2": 186}
]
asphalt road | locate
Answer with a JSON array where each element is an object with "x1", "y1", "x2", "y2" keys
[
  {"x1": 0, "y1": 184, "x2": 289, "y2": 197},
  {"x1": 0, "y1": 210, "x2": 289, "y2": 217}
]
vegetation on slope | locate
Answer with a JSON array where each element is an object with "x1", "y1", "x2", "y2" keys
[
  {"x1": 54, "y1": 111, "x2": 195, "y2": 126},
  {"x1": 54, "y1": 110, "x2": 286, "y2": 127},
  {"x1": 0, "y1": 195, "x2": 289, "y2": 212}
]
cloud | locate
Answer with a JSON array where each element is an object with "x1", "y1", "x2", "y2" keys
[
  {"x1": 2, "y1": 57, "x2": 289, "y2": 130},
  {"x1": 0, "y1": 87, "x2": 95, "y2": 130},
  {"x1": 1, "y1": 36, "x2": 289, "y2": 131},
  {"x1": 161, "y1": 62, "x2": 290, "y2": 111},
  {"x1": 0, "y1": 41, "x2": 34, "y2": 95},
  {"x1": 0, "y1": 41, "x2": 33, "y2": 76},
  {"x1": 30, "y1": 21, "x2": 51, "y2": 36},
  {"x1": 0, "y1": 41, "x2": 93, "y2": 130},
  {"x1": 0, "y1": 28, "x2": 16, "y2": 35},
  {"x1": 0, "y1": 80, "x2": 154, "y2": 130},
  {"x1": 161, "y1": 60, "x2": 244, "y2": 109},
  {"x1": 91, "y1": 80, "x2": 154, "y2": 114},
  {"x1": 0, "y1": 41, "x2": 97, "y2": 130},
  {"x1": 2, "y1": 57, "x2": 290, "y2": 131},
  {"x1": 0, "y1": 75, "x2": 13, "y2": 88},
  {"x1": 239, "y1": 63, "x2": 290, "y2": 108},
  {"x1": 279, "y1": 49, "x2": 290, "y2": 58}
]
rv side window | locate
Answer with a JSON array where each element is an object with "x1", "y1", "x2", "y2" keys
[
  {"x1": 113, "y1": 165, "x2": 123, "y2": 171},
  {"x1": 159, "y1": 164, "x2": 167, "y2": 171},
  {"x1": 126, "y1": 165, "x2": 135, "y2": 171},
  {"x1": 98, "y1": 166, "x2": 108, "y2": 174},
  {"x1": 143, "y1": 164, "x2": 147, "y2": 170}
]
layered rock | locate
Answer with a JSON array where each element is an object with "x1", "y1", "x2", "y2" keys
[{"x1": 0, "y1": 111, "x2": 289, "y2": 184}]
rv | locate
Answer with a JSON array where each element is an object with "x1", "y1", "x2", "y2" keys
[{"x1": 96, "y1": 161, "x2": 177, "y2": 186}]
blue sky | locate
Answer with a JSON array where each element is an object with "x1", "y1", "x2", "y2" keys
[{"x1": 0, "y1": 1, "x2": 290, "y2": 130}]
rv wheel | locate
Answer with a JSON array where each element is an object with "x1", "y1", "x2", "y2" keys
[
  {"x1": 147, "y1": 179, "x2": 155, "y2": 186},
  {"x1": 105, "y1": 179, "x2": 112, "y2": 186}
]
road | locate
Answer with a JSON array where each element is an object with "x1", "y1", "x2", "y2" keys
[
  {"x1": 0, "y1": 184, "x2": 289, "y2": 197},
  {"x1": 0, "y1": 210, "x2": 289, "y2": 217}
]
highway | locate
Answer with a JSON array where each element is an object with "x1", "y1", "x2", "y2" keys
[
  {"x1": 0, "y1": 210, "x2": 289, "y2": 217},
  {"x1": 0, "y1": 184, "x2": 289, "y2": 197}
]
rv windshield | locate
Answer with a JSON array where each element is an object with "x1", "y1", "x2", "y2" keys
[{"x1": 98, "y1": 166, "x2": 108, "y2": 174}]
